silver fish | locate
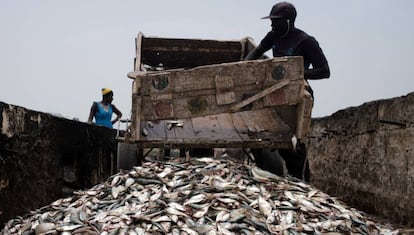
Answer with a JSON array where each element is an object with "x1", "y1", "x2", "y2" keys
[{"x1": 1, "y1": 156, "x2": 399, "y2": 235}]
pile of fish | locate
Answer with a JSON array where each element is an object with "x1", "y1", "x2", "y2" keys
[{"x1": 2, "y1": 157, "x2": 398, "y2": 235}]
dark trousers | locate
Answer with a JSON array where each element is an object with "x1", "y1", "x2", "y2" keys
[
  {"x1": 278, "y1": 142, "x2": 310, "y2": 181},
  {"x1": 252, "y1": 143, "x2": 310, "y2": 182}
]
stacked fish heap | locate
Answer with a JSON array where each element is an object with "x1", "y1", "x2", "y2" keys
[{"x1": 2, "y1": 157, "x2": 398, "y2": 235}]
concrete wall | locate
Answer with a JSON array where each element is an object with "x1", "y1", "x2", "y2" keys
[
  {"x1": 2, "y1": 90, "x2": 414, "y2": 227},
  {"x1": 307, "y1": 92, "x2": 414, "y2": 227},
  {"x1": 0, "y1": 101, "x2": 117, "y2": 225}
]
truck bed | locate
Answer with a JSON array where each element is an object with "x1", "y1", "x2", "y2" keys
[{"x1": 125, "y1": 33, "x2": 312, "y2": 151}]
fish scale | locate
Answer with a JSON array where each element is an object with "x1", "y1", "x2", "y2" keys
[{"x1": 1, "y1": 157, "x2": 398, "y2": 235}]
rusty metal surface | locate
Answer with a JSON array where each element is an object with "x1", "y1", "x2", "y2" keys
[{"x1": 138, "y1": 108, "x2": 293, "y2": 149}]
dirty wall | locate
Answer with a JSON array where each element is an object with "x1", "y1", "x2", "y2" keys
[
  {"x1": 307, "y1": 92, "x2": 414, "y2": 227},
  {"x1": 2, "y1": 91, "x2": 414, "y2": 227},
  {"x1": 0, "y1": 101, "x2": 117, "y2": 226}
]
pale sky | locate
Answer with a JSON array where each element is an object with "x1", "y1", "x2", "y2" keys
[{"x1": 1, "y1": 0, "x2": 414, "y2": 121}]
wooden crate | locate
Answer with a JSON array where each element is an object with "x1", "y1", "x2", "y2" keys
[{"x1": 128, "y1": 56, "x2": 311, "y2": 149}]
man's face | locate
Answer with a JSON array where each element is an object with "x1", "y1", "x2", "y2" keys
[{"x1": 271, "y1": 18, "x2": 290, "y2": 37}]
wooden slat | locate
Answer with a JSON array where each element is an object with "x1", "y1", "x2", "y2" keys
[
  {"x1": 239, "y1": 109, "x2": 270, "y2": 133},
  {"x1": 296, "y1": 92, "x2": 313, "y2": 139},
  {"x1": 230, "y1": 79, "x2": 289, "y2": 112},
  {"x1": 135, "y1": 32, "x2": 143, "y2": 72},
  {"x1": 142, "y1": 120, "x2": 167, "y2": 141},
  {"x1": 215, "y1": 113, "x2": 242, "y2": 139},
  {"x1": 231, "y1": 112, "x2": 251, "y2": 141},
  {"x1": 131, "y1": 76, "x2": 142, "y2": 141},
  {"x1": 233, "y1": 109, "x2": 292, "y2": 140},
  {"x1": 173, "y1": 119, "x2": 196, "y2": 140},
  {"x1": 215, "y1": 75, "x2": 236, "y2": 105},
  {"x1": 192, "y1": 115, "x2": 222, "y2": 140}
]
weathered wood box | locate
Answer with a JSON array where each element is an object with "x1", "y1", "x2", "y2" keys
[{"x1": 126, "y1": 33, "x2": 312, "y2": 150}]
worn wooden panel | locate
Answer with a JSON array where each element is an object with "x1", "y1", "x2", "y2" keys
[
  {"x1": 134, "y1": 109, "x2": 293, "y2": 148},
  {"x1": 141, "y1": 120, "x2": 167, "y2": 141},
  {"x1": 130, "y1": 76, "x2": 142, "y2": 141},
  {"x1": 139, "y1": 59, "x2": 296, "y2": 95},
  {"x1": 216, "y1": 113, "x2": 241, "y2": 139},
  {"x1": 231, "y1": 112, "x2": 253, "y2": 141},
  {"x1": 192, "y1": 116, "x2": 223, "y2": 140},
  {"x1": 138, "y1": 57, "x2": 304, "y2": 121},
  {"x1": 173, "y1": 119, "x2": 196, "y2": 140},
  {"x1": 135, "y1": 32, "x2": 143, "y2": 71},
  {"x1": 132, "y1": 57, "x2": 305, "y2": 148},
  {"x1": 141, "y1": 90, "x2": 268, "y2": 121},
  {"x1": 166, "y1": 126, "x2": 176, "y2": 141},
  {"x1": 296, "y1": 92, "x2": 313, "y2": 139},
  {"x1": 215, "y1": 75, "x2": 236, "y2": 105},
  {"x1": 263, "y1": 88, "x2": 287, "y2": 106},
  {"x1": 236, "y1": 108, "x2": 292, "y2": 140},
  {"x1": 140, "y1": 37, "x2": 243, "y2": 69},
  {"x1": 287, "y1": 83, "x2": 304, "y2": 105},
  {"x1": 231, "y1": 79, "x2": 289, "y2": 112},
  {"x1": 239, "y1": 109, "x2": 271, "y2": 133},
  {"x1": 152, "y1": 100, "x2": 174, "y2": 120}
]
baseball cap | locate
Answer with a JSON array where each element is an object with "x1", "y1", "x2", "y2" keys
[{"x1": 261, "y1": 2, "x2": 297, "y2": 20}]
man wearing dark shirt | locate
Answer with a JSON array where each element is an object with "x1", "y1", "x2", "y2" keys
[
  {"x1": 246, "y1": 1, "x2": 330, "y2": 82},
  {"x1": 246, "y1": 2, "x2": 330, "y2": 181}
]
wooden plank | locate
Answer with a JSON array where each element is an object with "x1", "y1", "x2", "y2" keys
[
  {"x1": 295, "y1": 92, "x2": 313, "y2": 139},
  {"x1": 141, "y1": 120, "x2": 167, "y2": 141},
  {"x1": 214, "y1": 75, "x2": 234, "y2": 91},
  {"x1": 173, "y1": 119, "x2": 196, "y2": 140},
  {"x1": 135, "y1": 32, "x2": 143, "y2": 71},
  {"x1": 239, "y1": 109, "x2": 272, "y2": 133},
  {"x1": 234, "y1": 108, "x2": 292, "y2": 140},
  {"x1": 266, "y1": 109, "x2": 294, "y2": 139},
  {"x1": 238, "y1": 109, "x2": 277, "y2": 138},
  {"x1": 136, "y1": 108, "x2": 294, "y2": 148},
  {"x1": 152, "y1": 100, "x2": 174, "y2": 120},
  {"x1": 192, "y1": 115, "x2": 222, "y2": 140},
  {"x1": 231, "y1": 112, "x2": 250, "y2": 141},
  {"x1": 263, "y1": 87, "x2": 287, "y2": 106},
  {"x1": 230, "y1": 79, "x2": 289, "y2": 112},
  {"x1": 215, "y1": 75, "x2": 236, "y2": 105},
  {"x1": 131, "y1": 76, "x2": 142, "y2": 141},
  {"x1": 287, "y1": 83, "x2": 304, "y2": 105},
  {"x1": 165, "y1": 121, "x2": 176, "y2": 141},
  {"x1": 215, "y1": 113, "x2": 242, "y2": 139},
  {"x1": 141, "y1": 83, "x2": 301, "y2": 121},
  {"x1": 263, "y1": 79, "x2": 304, "y2": 106},
  {"x1": 140, "y1": 72, "x2": 175, "y2": 96}
]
